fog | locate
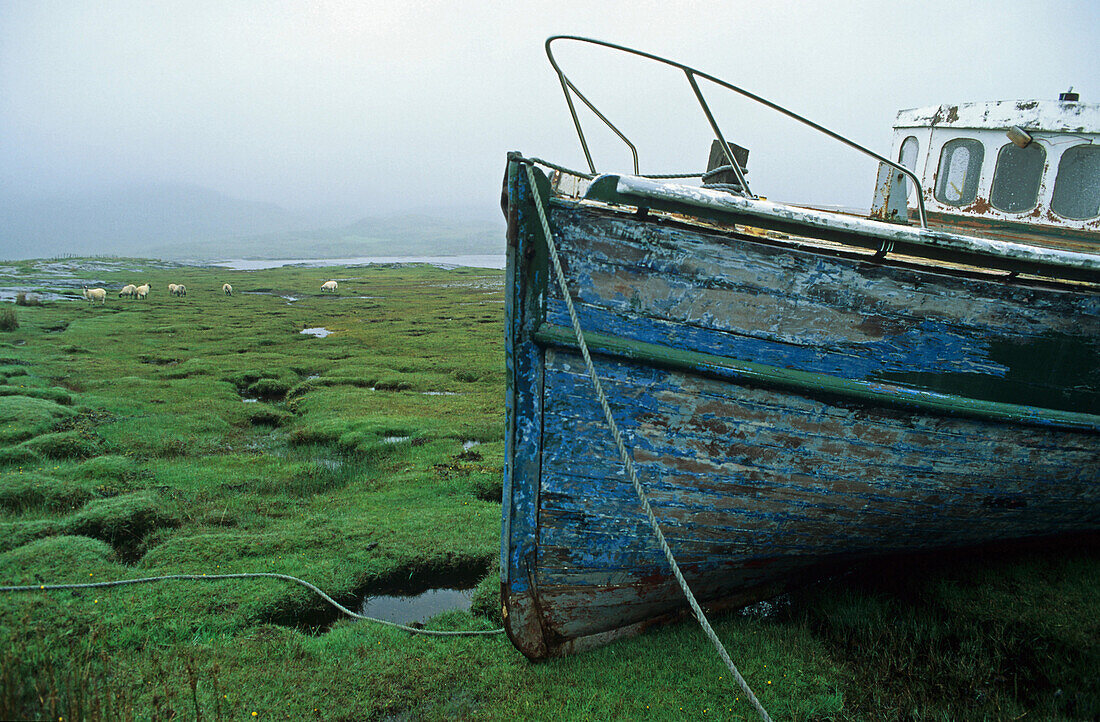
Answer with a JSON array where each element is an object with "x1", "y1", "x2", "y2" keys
[{"x1": 1, "y1": 0, "x2": 1096, "y2": 256}]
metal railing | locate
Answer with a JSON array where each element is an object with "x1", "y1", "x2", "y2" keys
[{"x1": 544, "y1": 35, "x2": 927, "y2": 228}]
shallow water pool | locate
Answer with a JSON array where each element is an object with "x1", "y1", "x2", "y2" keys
[{"x1": 360, "y1": 587, "x2": 476, "y2": 625}]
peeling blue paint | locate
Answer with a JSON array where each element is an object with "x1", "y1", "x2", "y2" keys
[{"x1": 500, "y1": 157, "x2": 1100, "y2": 659}]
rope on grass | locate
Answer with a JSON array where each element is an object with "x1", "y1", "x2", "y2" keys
[
  {"x1": 523, "y1": 162, "x2": 773, "y2": 722},
  {"x1": 0, "y1": 572, "x2": 504, "y2": 638}
]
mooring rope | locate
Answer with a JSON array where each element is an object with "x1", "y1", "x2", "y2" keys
[
  {"x1": 523, "y1": 162, "x2": 774, "y2": 722},
  {"x1": 0, "y1": 572, "x2": 504, "y2": 637}
]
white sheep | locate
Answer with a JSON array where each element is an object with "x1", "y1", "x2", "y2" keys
[
  {"x1": 135, "y1": 283, "x2": 150, "y2": 300},
  {"x1": 175, "y1": 284, "x2": 186, "y2": 297},
  {"x1": 119, "y1": 284, "x2": 137, "y2": 299},
  {"x1": 167, "y1": 283, "x2": 178, "y2": 296},
  {"x1": 320, "y1": 280, "x2": 338, "y2": 293},
  {"x1": 223, "y1": 283, "x2": 233, "y2": 296},
  {"x1": 82, "y1": 285, "x2": 107, "y2": 305}
]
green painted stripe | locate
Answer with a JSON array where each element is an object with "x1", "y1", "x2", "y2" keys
[{"x1": 533, "y1": 324, "x2": 1100, "y2": 432}]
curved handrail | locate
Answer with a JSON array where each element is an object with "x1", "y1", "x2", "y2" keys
[{"x1": 544, "y1": 35, "x2": 927, "y2": 228}]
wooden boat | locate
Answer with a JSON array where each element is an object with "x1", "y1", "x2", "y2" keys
[{"x1": 500, "y1": 37, "x2": 1100, "y2": 660}]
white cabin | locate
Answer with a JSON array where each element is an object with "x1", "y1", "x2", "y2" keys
[{"x1": 874, "y1": 97, "x2": 1100, "y2": 238}]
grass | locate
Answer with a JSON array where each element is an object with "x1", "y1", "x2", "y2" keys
[
  {"x1": 0, "y1": 308, "x2": 17, "y2": 331},
  {"x1": 0, "y1": 257, "x2": 1096, "y2": 720}
]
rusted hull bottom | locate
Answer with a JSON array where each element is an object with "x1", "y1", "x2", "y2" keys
[{"x1": 506, "y1": 347, "x2": 1099, "y2": 658}]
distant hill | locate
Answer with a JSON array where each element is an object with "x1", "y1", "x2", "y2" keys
[
  {"x1": 0, "y1": 183, "x2": 503, "y2": 260},
  {"x1": 155, "y1": 213, "x2": 503, "y2": 260}
]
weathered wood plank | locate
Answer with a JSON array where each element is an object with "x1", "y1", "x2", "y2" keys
[
  {"x1": 543, "y1": 204, "x2": 1100, "y2": 413},
  {"x1": 531, "y1": 347, "x2": 1097, "y2": 624}
]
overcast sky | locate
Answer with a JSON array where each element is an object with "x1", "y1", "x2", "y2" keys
[{"x1": 2, "y1": 0, "x2": 1097, "y2": 222}]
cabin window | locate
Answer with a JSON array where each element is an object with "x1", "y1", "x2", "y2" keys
[
  {"x1": 899, "y1": 136, "x2": 920, "y2": 200},
  {"x1": 1051, "y1": 144, "x2": 1100, "y2": 220},
  {"x1": 934, "y1": 139, "x2": 984, "y2": 206},
  {"x1": 990, "y1": 142, "x2": 1045, "y2": 213}
]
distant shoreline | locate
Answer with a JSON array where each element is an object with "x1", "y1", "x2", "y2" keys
[{"x1": 208, "y1": 254, "x2": 505, "y2": 270}]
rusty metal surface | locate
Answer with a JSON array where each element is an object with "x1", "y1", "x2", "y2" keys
[
  {"x1": 501, "y1": 159, "x2": 1100, "y2": 658},
  {"x1": 921, "y1": 211, "x2": 1100, "y2": 253},
  {"x1": 888, "y1": 102, "x2": 1100, "y2": 237},
  {"x1": 895, "y1": 100, "x2": 1100, "y2": 134}
]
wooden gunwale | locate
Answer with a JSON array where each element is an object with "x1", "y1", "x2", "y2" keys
[
  {"x1": 585, "y1": 175, "x2": 1100, "y2": 283},
  {"x1": 597, "y1": 203, "x2": 1100, "y2": 295}
]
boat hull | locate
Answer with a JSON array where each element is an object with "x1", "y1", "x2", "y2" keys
[{"x1": 500, "y1": 159, "x2": 1100, "y2": 659}]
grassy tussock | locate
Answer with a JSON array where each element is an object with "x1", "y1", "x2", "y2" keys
[
  {"x1": 0, "y1": 308, "x2": 17, "y2": 332},
  {"x1": 469, "y1": 568, "x2": 503, "y2": 625},
  {"x1": 0, "y1": 395, "x2": 76, "y2": 444},
  {"x1": 0, "y1": 385, "x2": 73, "y2": 404},
  {"x1": 21, "y1": 430, "x2": 100, "y2": 459},
  {"x1": 0, "y1": 485, "x2": 175, "y2": 559},
  {"x1": 0, "y1": 519, "x2": 64, "y2": 554},
  {"x1": 0, "y1": 472, "x2": 96, "y2": 512},
  {"x1": 73, "y1": 453, "x2": 142, "y2": 481},
  {"x1": 0, "y1": 446, "x2": 39, "y2": 467},
  {"x1": 247, "y1": 405, "x2": 293, "y2": 427},
  {"x1": 67, "y1": 491, "x2": 178, "y2": 560}
]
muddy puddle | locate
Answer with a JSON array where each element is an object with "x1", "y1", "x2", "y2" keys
[
  {"x1": 360, "y1": 587, "x2": 476, "y2": 625},
  {"x1": 269, "y1": 558, "x2": 491, "y2": 633},
  {"x1": 0, "y1": 289, "x2": 75, "y2": 303},
  {"x1": 243, "y1": 290, "x2": 380, "y2": 304},
  {"x1": 0, "y1": 277, "x2": 111, "y2": 302},
  {"x1": 433, "y1": 279, "x2": 505, "y2": 291},
  {"x1": 240, "y1": 291, "x2": 302, "y2": 305}
]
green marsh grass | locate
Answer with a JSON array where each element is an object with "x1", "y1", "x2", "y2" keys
[
  {"x1": 0, "y1": 258, "x2": 1095, "y2": 720},
  {"x1": 0, "y1": 307, "x2": 16, "y2": 332}
]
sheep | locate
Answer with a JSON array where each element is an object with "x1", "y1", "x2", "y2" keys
[
  {"x1": 320, "y1": 280, "x2": 338, "y2": 293},
  {"x1": 223, "y1": 283, "x2": 233, "y2": 296},
  {"x1": 167, "y1": 283, "x2": 178, "y2": 296},
  {"x1": 135, "y1": 283, "x2": 150, "y2": 300},
  {"x1": 119, "y1": 284, "x2": 137, "y2": 299},
  {"x1": 82, "y1": 285, "x2": 107, "y2": 305},
  {"x1": 168, "y1": 284, "x2": 186, "y2": 297}
]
